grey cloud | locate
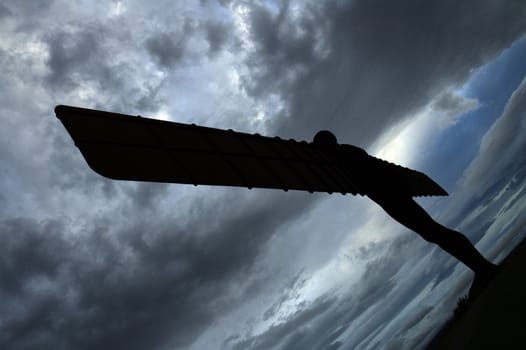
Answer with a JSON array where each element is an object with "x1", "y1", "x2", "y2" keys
[
  {"x1": 230, "y1": 295, "x2": 339, "y2": 350},
  {"x1": 441, "y1": 75, "x2": 526, "y2": 228},
  {"x1": 132, "y1": 81, "x2": 164, "y2": 113},
  {"x1": 433, "y1": 93, "x2": 478, "y2": 114},
  {"x1": 139, "y1": 2, "x2": 235, "y2": 66},
  {"x1": 204, "y1": 20, "x2": 232, "y2": 56},
  {"x1": 1, "y1": 10, "x2": 321, "y2": 346},
  {"x1": 262, "y1": 270, "x2": 308, "y2": 322},
  {"x1": 241, "y1": 0, "x2": 526, "y2": 145},
  {"x1": 3, "y1": 0, "x2": 53, "y2": 15},
  {"x1": 0, "y1": 219, "x2": 67, "y2": 295},
  {"x1": 432, "y1": 92, "x2": 480, "y2": 127},
  {"x1": 3, "y1": 2, "x2": 526, "y2": 349},
  {"x1": 340, "y1": 239, "x2": 449, "y2": 349},
  {"x1": 428, "y1": 259, "x2": 456, "y2": 291},
  {"x1": 460, "y1": 76, "x2": 526, "y2": 195},
  {"x1": 0, "y1": 3, "x2": 12, "y2": 18},
  {"x1": 0, "y1": 1, "x2": 53, "y2": 30},
  {"x1": 401, "y1": 305, "x2": 434, "y2": 336},
  {"x1": 242, "y1": 2, "x2": 324, "y2": 99},
  {"x1": 123, "y1": 182, "x2": 170, "y2": 211},
  {"x1": 41, "y1": 112, "x2": 123, "y2": 205},
  {"x1": 45, "y1": 28, "x2": 103, "y2": 88},
  {"x1": 145, "y1": 19, "x2": 199, "y2": 69},
  {"x1": 43, "y1": 23, "x2": 164, "y2": 115},
  {"x1": 146, "y1": 31, "x2": 189, "y2": 69},
  {"x1": 0, "y1": 190, "x2": 314, "y2": 350},
  {"x1": 229, "y1": 233, "x2": 432, "y2": 350}
]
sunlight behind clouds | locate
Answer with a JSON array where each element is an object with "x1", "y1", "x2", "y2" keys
[
  {"x1": 371, "y1": 89, "x2": 480, "y2": 169},
  {"x1": 109, "y1": 1, "x2": 126, "y2": 18},
  {"x1": 371, "y1": 108, "x2": 433, "y2": 167}
]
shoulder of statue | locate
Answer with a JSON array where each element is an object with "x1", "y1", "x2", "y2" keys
[{"x1": 340, "y1": 144, "x2": 369, "y2": 157}]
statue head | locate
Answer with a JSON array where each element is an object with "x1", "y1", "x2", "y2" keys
[{"x1": 313, "y1": 130, "x2": 338, "y2": 148}]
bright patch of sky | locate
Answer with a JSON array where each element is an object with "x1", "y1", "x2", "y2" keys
[
  {"x1": 422, "y1": 38, "x2": 526, "y2": 192},
  {"x1": 371, "y1": 38, "x2": 526, "y2": 194}
]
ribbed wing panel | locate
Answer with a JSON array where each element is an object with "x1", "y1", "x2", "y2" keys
[
  {"x1": 55, "y1": 105, "x2": 362, "y2": 194},
  {"x1": 55, "y1": 105, "x2": 447, "y2": 197},
  {"x1": 366, "y1": 157, "x2": 448, "y2": 197}
]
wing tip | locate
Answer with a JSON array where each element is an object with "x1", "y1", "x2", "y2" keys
[
  {"x1": 54, "y1": 104, "x2": 66, "y2": 118},
  {"x1": 54, "y1": 104, "x2": 74, "y2": 116}
]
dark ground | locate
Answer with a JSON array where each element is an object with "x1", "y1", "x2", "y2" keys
[{"x1": 426, "y1": 237, "x2": 526, "y2": 349}]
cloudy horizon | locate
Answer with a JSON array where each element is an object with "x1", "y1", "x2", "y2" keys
[{"x1": 1, "y1": 1, "x2": 526, "y2": 349}]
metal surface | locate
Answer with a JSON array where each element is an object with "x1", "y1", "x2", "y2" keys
[{"x1": 55, "y1": 105, "x2": 447, "y2": 197}]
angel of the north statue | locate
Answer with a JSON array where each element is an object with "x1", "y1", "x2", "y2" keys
[{"x1": 55, "y1": 105, "x2": 498, "y2": 299}]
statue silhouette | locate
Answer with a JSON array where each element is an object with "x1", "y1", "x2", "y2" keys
[
  {"x1": 55, "y1": 105, "x2": 499, "y2": 299},
  {"x1": 313, "y1": 130, "x2": 499, "y2": 298}
]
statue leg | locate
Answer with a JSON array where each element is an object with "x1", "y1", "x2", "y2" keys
[{"x1": 367, "y1": 193, "x2": 497, "y2": 278}]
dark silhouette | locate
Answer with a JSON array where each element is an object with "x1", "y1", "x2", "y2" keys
[
  {"x1": 55, "y1": 105, "x2": 498, "y2": 298},
  {"x1": 312, "y1": 131, "x2": 498, "y2": 299},
  {"x1": 53, "y1": 106, "x2": 446, "y2": 196}
]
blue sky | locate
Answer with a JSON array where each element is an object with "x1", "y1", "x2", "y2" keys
[
  {"x1": 423, "y1": 38, "x2": 526, "y2": 191},
  {"x1": 1, "y1": 1, "x2": 526, "y2": 349}
]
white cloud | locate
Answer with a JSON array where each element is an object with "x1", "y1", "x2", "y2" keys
[
  {"x1": 442, "y1": 76, "x2": 526, "y2": 223},
  {"x1": 461, "y1": 76, "x2": 526, "y2": 192}
]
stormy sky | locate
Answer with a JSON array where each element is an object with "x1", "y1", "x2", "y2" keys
[{"x1": 1, "y1": 1, "x2": 526, "y2": 349}]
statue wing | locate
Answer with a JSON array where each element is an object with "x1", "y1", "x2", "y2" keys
[
  {"x1": 55, "y1": 105, "x2": 362, "y2": 195},
  {"x1": 365, "y1": 157, "x2": 449, "y2": 197}
]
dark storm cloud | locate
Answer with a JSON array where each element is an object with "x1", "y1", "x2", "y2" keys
[
  {"x1": 123, "y1": 182, "x2": 170, "y2": 211},
  {"x1": 242, "y1": 1, "x2": 323, "y2": 99},
  {"x1": 0, "y1": 3, "x2": 12, "y2": 18},
  {"x1": 242, "y1": 0, "x2": 526, "y2": 145},
  {"x1": 43, "y1": 22, "x2": 164, "y2": 114},
  {"x1": 204, "y1": 20, "x2": 232, "y2": 56},
  {"x1": 145, "y1": 15, "x2": 234, "y2": 66},
  {"x1": 0, "y1": 190, "x2": 315, "y2": 350},
  {"x1": 45, "y1": 29, "x2": 102, "y2": 87},
  {"x1": 3, "y1": 1, "x2": 526, "y2": 349},
  {"x1": 1, "y1": 7, "x2": 320, "y2": 347},
  {"x1": 146, "y1": 29, "x2": 191, "y2": 69}
]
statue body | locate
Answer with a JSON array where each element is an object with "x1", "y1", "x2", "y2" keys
[
  {"x1": 55, "y1": 106, "x2": 498, "y2": 299},
  {"x1": 313, "y1": 130, "x2": 498, "y2": 298}
]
